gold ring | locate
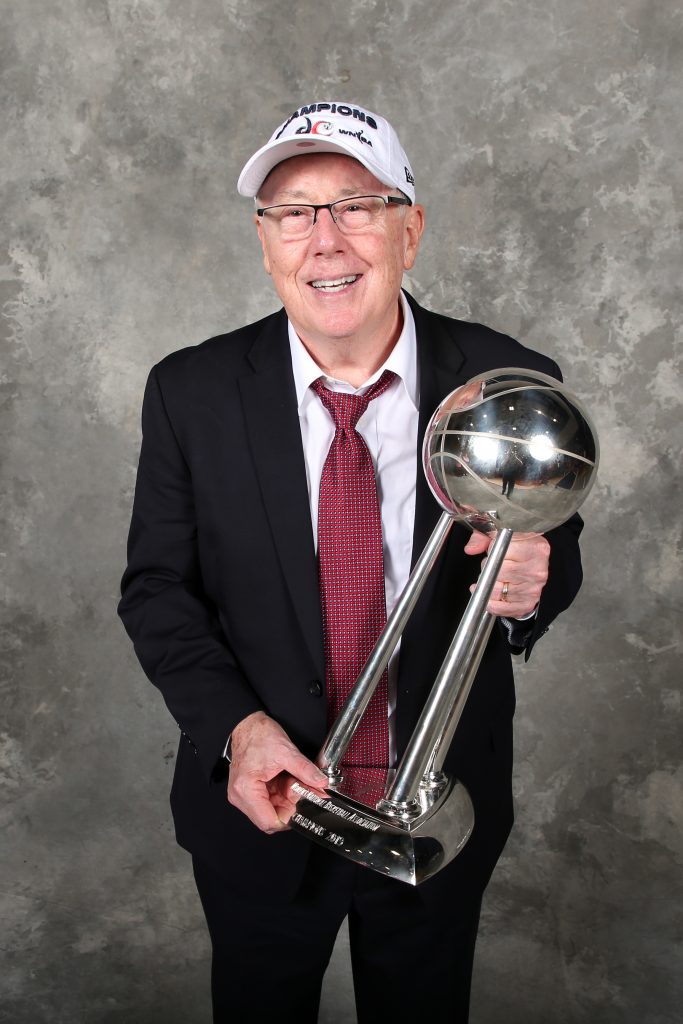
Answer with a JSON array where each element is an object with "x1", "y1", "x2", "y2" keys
[{"x1": 501, "y1": 581, "x2": 510, "y2": 601}]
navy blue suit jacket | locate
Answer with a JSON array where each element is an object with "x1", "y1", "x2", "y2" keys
[{"x1": 119, "y1": 294, "x2": 583, "y2": 901}]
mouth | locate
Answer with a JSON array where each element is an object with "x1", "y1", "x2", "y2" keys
[{"x1": 309, "y1": 274, "x2": 360, "y2": 293}]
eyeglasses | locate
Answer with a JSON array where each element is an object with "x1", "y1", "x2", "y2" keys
[{"x1": 256, "y1": 194, "x2": 412, "y2": 240}]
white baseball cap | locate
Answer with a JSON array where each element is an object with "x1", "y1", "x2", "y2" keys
[{"x1": 237, "y1": 101, "x2": 416, "y2": 203}]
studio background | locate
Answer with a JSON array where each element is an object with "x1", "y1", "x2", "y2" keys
[{"x1": 2, "y1": 1, "x2": 681, "y2": 1022}]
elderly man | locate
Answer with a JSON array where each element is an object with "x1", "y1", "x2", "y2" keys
[{"x1": 119, "y1": 101, "x2": 583, "y2": 1023}]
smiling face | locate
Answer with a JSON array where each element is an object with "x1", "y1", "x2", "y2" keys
[{"x1": 255, "y1": 153, "x2": 424, "y2": 370}]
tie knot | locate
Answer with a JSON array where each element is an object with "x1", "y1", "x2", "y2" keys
[{"x1": 311, "y1": 370, "x2": 396, "y2": 432}]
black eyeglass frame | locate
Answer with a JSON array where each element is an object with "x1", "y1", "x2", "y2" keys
[{"x1": 255, "y1": 194, "x2": 412, "y2": 226}]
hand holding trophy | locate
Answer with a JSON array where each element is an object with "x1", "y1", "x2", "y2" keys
[{"x1": 290, "y1": 368, "x2": 599, "y2": 885}]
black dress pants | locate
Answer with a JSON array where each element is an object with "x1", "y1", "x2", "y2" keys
[{"x1": 193, "y1": 844, "x2": 482, "y2": 1024}]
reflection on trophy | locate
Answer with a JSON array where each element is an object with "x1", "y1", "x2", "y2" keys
[{"x1": 290, "y1": 368, "x2": 599, "y2": 885}]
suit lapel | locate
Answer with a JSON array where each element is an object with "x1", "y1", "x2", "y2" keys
[
  {"x1": 237, "y1": 312, "x2": 324, "y2": 678},
  {"x1": 408, "y1": 294, "x2": 469, "y2": 570},
  {"x1": 398, "y1": 296, "x2": 473, "y2": 705}
]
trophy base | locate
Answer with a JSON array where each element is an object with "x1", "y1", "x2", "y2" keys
[{"x1": 290, "y1": 766, "x2": 474, "y2": 886}]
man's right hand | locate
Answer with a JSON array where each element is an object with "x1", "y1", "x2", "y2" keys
[{"x1": 227, "y1": 711, "x2": 329, "y2": 834}]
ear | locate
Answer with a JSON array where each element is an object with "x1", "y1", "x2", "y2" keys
[
  {"x1": 402, "y1": 204, "x2": 425, "y2": 271},
  {"x1": 255, "y1": 214, "x2": 272, "y2": 276}
]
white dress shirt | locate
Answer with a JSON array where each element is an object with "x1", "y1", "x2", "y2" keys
[{"x1": 288, "y1": 292, "x2": 419, "y2": 763}]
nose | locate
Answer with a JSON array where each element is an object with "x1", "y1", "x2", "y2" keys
[{"x1": 309, "y1": 206, "x2": 345, "y2": 251}]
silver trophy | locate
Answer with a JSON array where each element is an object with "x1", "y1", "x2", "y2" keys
[{"x1": 290, "y1": 368, "x2": 599, "y2": 884}]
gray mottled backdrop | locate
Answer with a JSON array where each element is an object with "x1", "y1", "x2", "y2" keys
[{"x1": 2, "y1": 1, "x2": 681, "y2": 1022}]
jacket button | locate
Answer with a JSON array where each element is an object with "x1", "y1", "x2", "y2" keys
[{"x1": 308, "y1": 680, "x2": 322, "y2": 697}]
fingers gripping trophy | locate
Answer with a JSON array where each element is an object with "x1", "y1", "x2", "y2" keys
[{"x1": 290, "y1": 368, "x2": 599, "y2": 885}]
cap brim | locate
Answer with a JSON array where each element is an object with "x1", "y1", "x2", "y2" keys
[{"x1": 237, "y1": 136, "x2": 399, "y2": 198}]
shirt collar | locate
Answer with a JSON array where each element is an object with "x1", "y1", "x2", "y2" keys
[{"x1": 287, "y1": 290, "x2": 418, "y2": 409}]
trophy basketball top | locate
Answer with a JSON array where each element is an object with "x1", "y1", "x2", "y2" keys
[{"x1": 423, "y1": 368, "x2": 599, "y2": 534}]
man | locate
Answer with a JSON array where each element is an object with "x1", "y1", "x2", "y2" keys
[{"x1": 119, "y1": 101, "x2": 583, "y2": 1023}]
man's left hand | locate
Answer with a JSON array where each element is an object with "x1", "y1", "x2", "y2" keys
[{"x1": 464, "y1": 531, "x2": 550, "y2": 619}]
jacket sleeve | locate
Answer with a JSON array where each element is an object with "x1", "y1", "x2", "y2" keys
[
  {"x1": 118, "y1": 366, "x2": 264, "y2": 781},
  {"x1": 523, "y1": 352, "x2": 587, "y2": 657},
  {"x1": 495, "y1": 354, "x2": 586, "y2": 657},
  {"x1": 519, "y1": 512, "x2": 584, "y2": 659}
]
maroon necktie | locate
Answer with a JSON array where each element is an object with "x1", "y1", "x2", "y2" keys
[{"x1": 312, "y1": 370, "x2": 396, "y2": 768}]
